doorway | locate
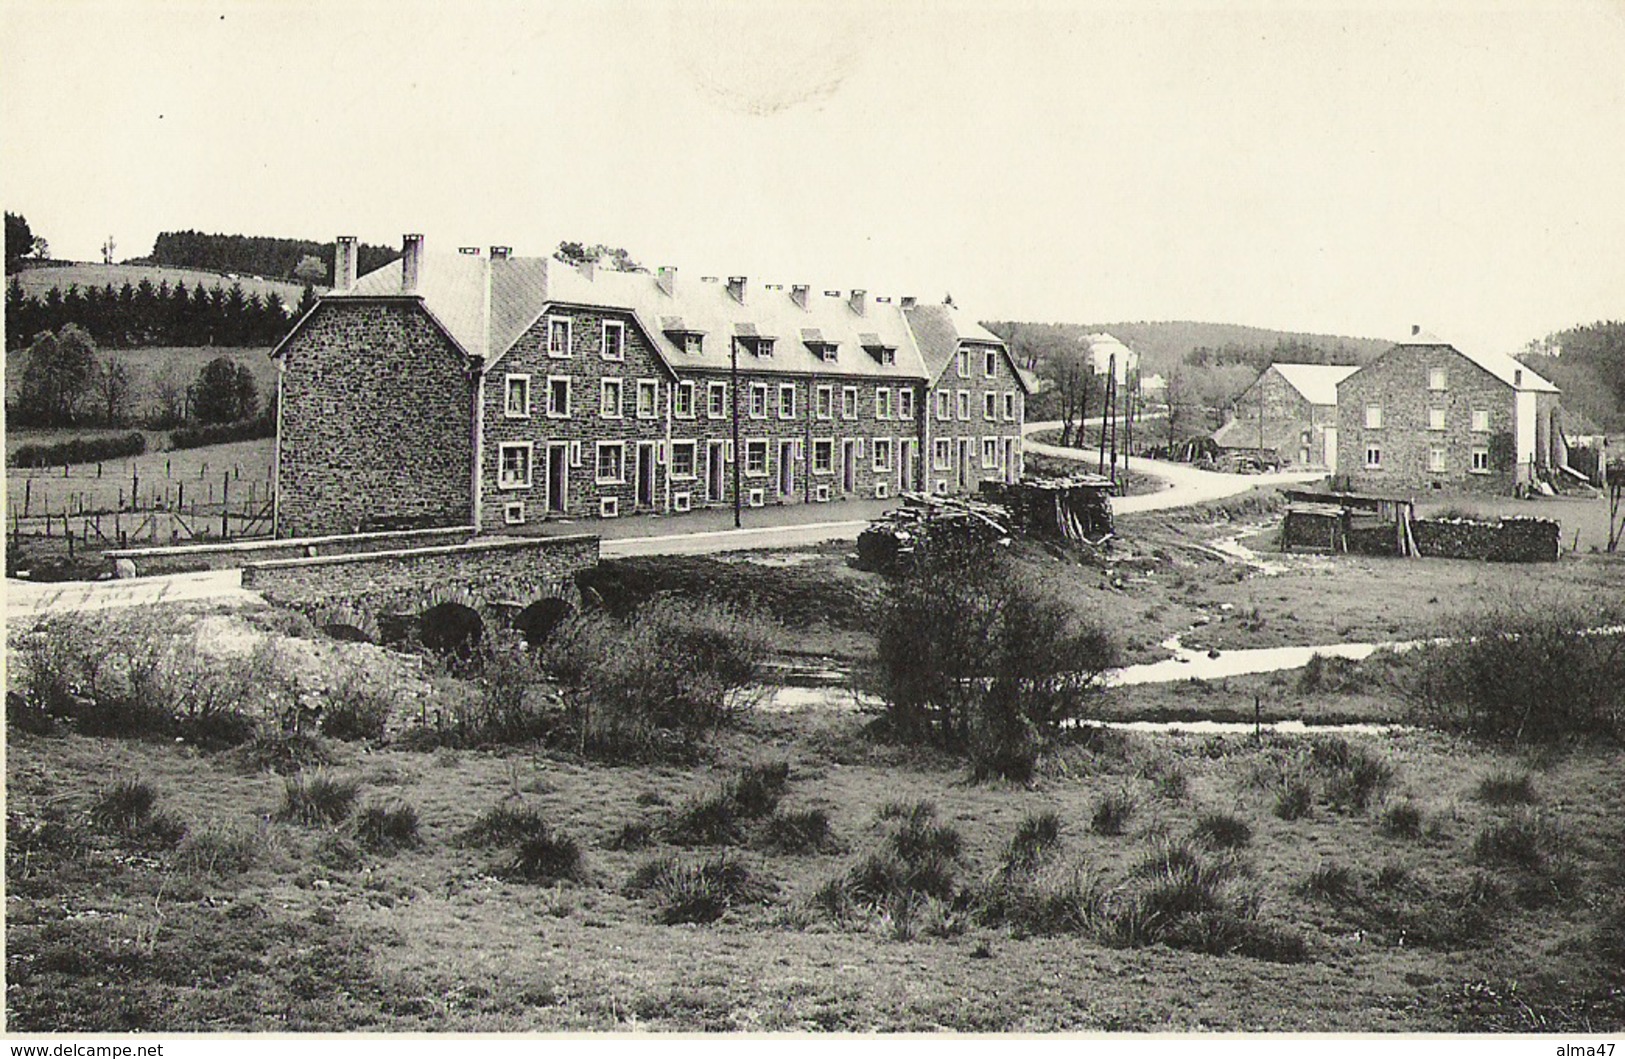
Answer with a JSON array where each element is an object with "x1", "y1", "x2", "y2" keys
[
  {"x1": 778, "y1": 440, "x2": 795, "y2": 498},
  {"x1": 636, "y1": 441, "x2": 657, "y2": 508},
  {"x1": 546, "y1": 443, "x2": 569, "y2": 515},
  {"x1": 707, "y1": 440, "x2": 726, "y2": 502}
]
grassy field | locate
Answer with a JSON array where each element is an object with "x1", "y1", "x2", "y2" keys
[
  {"x1": 6, "y1": 436, "x2": 274, "y2": 511},
  {"x1": 5, "y1": 345, "x2": 278, "y2": 429},
  {"x1": 10, "y1": 261, "x2": 311, "y2": 305}
]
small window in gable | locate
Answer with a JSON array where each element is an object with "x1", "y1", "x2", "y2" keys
[
  {"x1": 1428, "y1": 367, "x2": 1447, "y2": 391},
  {"x1": 984, "y1": 350, "x2": 998, "y2": 378},
  {"x1": 1365, "y1": 405, "x2": 1383, "y2": 429},
  {"x1": 504, "y1": 374, "x2": 530, "y2": 418},
  {"x1": 602, "y1": 320, "x2": 625, "y2": 361},
  {"x1": 547, "y1": 316, "x2": 572, "y2": 358}
]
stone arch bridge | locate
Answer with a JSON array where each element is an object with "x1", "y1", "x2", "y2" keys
[{"x1": 240, "y1": 534, "x2": 600, "y2": 648}]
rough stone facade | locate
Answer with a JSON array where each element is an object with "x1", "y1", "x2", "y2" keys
[
  {"x1": 923, "y1": 341, "x2": 1025, "y2": 495},
  {"x1": 241, "y1": 534, "x2": 600, "y2": 618},
  {"x1": 1338, "y1": 345, "x2": 1522, "y2": 496},
  {"x1": 1218, "y1": 368, "x2": 1336, "y2": 468},
  {"x1": 276, "y1": 301, "x2": 473, "y2": 537}
]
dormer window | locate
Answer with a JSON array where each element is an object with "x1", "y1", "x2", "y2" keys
[
  {"x1": 860, "y1": 333, "x2": 897, "y2": 366},
  {"x1": 752, "y1": 338, "x2": 775, "y2": 358},
  {"x1": 685, "y1": 333, "x2": 703, "y2": 356},
  {"x1": 801, "y1": 327, "x2": 837, "y2": 361},
  {"x1": 816, "y1": 344, "x2": 838, "y2": 362},
  {"x1": 661, "y1": 315, "x2": 704, "y2": 354}
]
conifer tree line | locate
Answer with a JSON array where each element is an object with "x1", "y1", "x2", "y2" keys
[
  {"x1": 4, "y1": 276, "x2": 319, "y2": 351},
  {"x1": 145, "y1": 230, "x2": 397, "y2": 286}
]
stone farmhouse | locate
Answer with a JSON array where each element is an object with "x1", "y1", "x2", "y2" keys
[
  {"x1": 1334, "y1": 328, "x2": 1561, "y2": 495},
  {"x1": 270, "y1": 236, "x2": 1032, "y2": 537},
  {"x1": 1214, "y1": 363, "x2": 1359, "y2": 471}
]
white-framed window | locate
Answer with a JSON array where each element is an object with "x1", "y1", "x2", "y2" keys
[
  {"x1": 1365, "y1": 405, "x2": 1383, "y2": 429},
  {"x1": 744, "y1": 439, "x2": 768, "y2": 477},
  {"x1": 503, "y1": 500, "x2": 526, "y2": 525},
  {"x1": 815, "y1": 343, "x2": 838, "y2": 363},
  {"x1": 602, "y1": 320, "x2": 625, "y2": 361},
  {"x1": 749, "y1": 382, "x2": 768, "y2": 419},
  {"x1": 982, "y1": 438, "x2": 998, "y2": 469},
  {"x1": 984, "y1": 349, "x2": 998, "y2": 378},
  {"x1": 1429, "y1": 447, "x2": 1447, "y2": 472},
  {"x1": 875, "y1": 347, "x2": 897, "y2": 366},
  {"x1": 1004, "y1": 392, "x2": 1016, "y2": 421},
  {"x1": 636, "y1": 379, "x2": 658, "y2": 419},
  {"x1": 1471, "y1": 447, "x2": 1491, "y2": 473},
  {"x1": 933, "y1": 438, "x2": 952, "y2": 470},
  {"x1": 1365, "y1": 445, "x2": 1382, "y2": 468},
  {"x1": 675, "y1": 380, "x2": 696, "y2": 419},
  {"x1": 755, "y1": 338, "x2": 776, "y2": 358},
  {"x1": 1428, "y1": 367, "x2": 1447, "y2": 391},
  {"x1": 547, "y1": 316, "x2": 572, "y2": 358},
  {"x1": 812, "y1": 438, "x2": 833, "y2": 474},
  {"x1": 956, "y1": 349, "x2": 970, "y2": 378},
  {"x1": 778, "y1": 383, "x2": 796, "y2": 420},
  {"x1": 498, "y1": 442, "x2": 533, "y2": 490},
  {"x1": 595, "y1": 441, "x2": 626, "y2": 484},
  {"x1": 841, "y1": 386, "x2": 858, "y2": 420},
  {"x1": 670, "y1": 440, "x2": 697, "y2": 479},
  {"x1": 935, "y1": 390, "x2": 951, "y2": 421},
  {"x1": 957, "y1": 390, "x2": 971, "y2": 420},
  {"x1": 815, "y1": 385, "x2": 834, "y2": 420},
  {"x1": 898, "y1": 389, "x2": 914, "y2": 420},
  {"x1": 503, "y1": 374, "x2": 531, "y2": 418},
  {"x1": 1428, "y1": 407, "x2": 1446, "y2": 431},
  {"x1": 875, "y1": 387, "x2": 893, "y2": 420},
  {"x1": 983, "y1": 392, "x2": 997, "y2": 420},
  {"x1": 708, "y1": 381, "x2": 727, "y2": 419},
  {"x1": 873, "y1": 437, "x2": 893, "y2": 473},
  {"x1": 1471, "y1": 409, "x2": 1490, "y2": 432},
  {"x1": 684, "y1": 333, "x2": 703, "y2": 356},
  {"x1": 600, "y1": 377, "x2": 623, "y2": 419},
  {"x1": 546, "y1": 375, "x2": 572, "y2": 419}
]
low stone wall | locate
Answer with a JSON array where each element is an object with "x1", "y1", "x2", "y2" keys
[
  {"x1": 105, "y1": 526, "x2": 479, "y2": 577},
  {"x1": 241, "y1": 533, "x2": 601, "y2": 616},
  {"x1": 1412, "y1": 517, "x2": 1560, "y2": 563}
]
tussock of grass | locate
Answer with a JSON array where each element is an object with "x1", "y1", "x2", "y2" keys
[
  {"x1": 1310, "y1": 736, "x2": 1393, "y2": 814},
  {"x1": 1003, "y1": 810, "x2": 1063, "y2": 872},
  {"x1": 971, "y1": 861, "x2": 1105, "y2": 938},
  {"x1": 727, "y1": 762, "x2": 791, "y2": 818},
  {"x1": 277, "y1": 771, "x2": 360, "y2": 826},
  {"x1": 1192, "y1": 811, "x2": 1253, "y2": 850},
  {"x1": 1298, "y1": 862, "x2": 1357, "y2": 901},
  {"x1": 760, "y1": 808, "x2": 836, "y2": 854},
  {"x1": 1381, "y1": 801, "x2": 1424, "y2": 839},
  {"x1": 498, "y1": 831, "x2": 585, "y2": 884},
  {"x1": 354, "y1": 800, "x2": 420, "y2": 853},
  {"x1": 1475, "y1": 770, "x2": 1539, "y2": 806},
  {"x1": 1473, "y1": 810, "x2": 1551, "y2": 871},
  {"x1": 1273, "y1": 779, "x2": 1314, "y2": 821},
  {"x1": 1091, "y1": 789, "x2": 1135, "y2": 836},
  {"x1": 458, "y1": 802, "x2": 550, "y2": 848},
  {"x1": 816, "y1": 803, "x2": 965, "y2": 919},
  {"x1": 89, "y1": 778, "x2": 158, "y2": 830},
  {"x1": 172, "y1": 824, "x2": 261, "y2": 876},
  {"x1": 662, "y1": 762, "x2": 795, "y2": 847},
  {"x1": 625, "y1": 853, "x2": 775, "y2": 924}
]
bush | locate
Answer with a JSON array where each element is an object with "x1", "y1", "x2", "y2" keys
[
  {"x1": 277, "y1": 771, "x2": 360, "y2": 826},
  {"x1": 401, "y1": 636, "x2": 558, "y2": 749},
  {"x1": 1192, "y1": 811, "x2": 1253, "y2": 850},
  {"x1": 1004, "y1": 810, "x2": 1063, "y2": 872},
  {"x1": 625, "y1": 853, "x2": 775, "y2": 924},
  {"x1": 319, "y1": 665, "x2": 396, "y2": 742},
  {"x1": 1402, "y1": 598, "x2": 1625, "y2": 744},
  {"x1": 354, "y1": 800, "x2": 420, "y2": 853},
  {"x1": 873, "y1": 539, "x2": 1119, "y2": 780},
  {"x1": 1381, "y1": 801, "x2": 1424, "y2": 839},
  {"x1": 168, "y1": 415, "x2": 273, "y2": 451},
  {"x1": 1475, "y1": 770, "x2": 1539, "y2": 806},
  {"x1": 1091, "y1": 789, "x2": 1135, "y2": 836},
  {"x1": 543, "y1": 599, "x2": 772, "y2": 760},
  {"x1": 9, "y1": 431, "x2": 146, "y2": 468}
]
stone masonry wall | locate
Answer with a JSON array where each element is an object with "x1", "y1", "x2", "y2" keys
[
  {"x1": 278, "y1": 301, "x2": 474, "y2": 537},
  {"x1": 925, "y1": 342, "x2": 1025, "y2": 496},
  {"x1": 107, "y1": 525, "x2": 476, "y2": 576},
  {"x1": 1338, "y1": 346, "x2": 1516, "y2": 496}
]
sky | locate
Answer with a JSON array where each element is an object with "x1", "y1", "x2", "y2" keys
[{"x1": 3, "y1": 0, "x2": 1623, "y2": 354}]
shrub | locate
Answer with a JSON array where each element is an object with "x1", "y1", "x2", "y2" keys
[
  {"x1": 168, "y1": 416, "x2": 274, "y2": 451},
  {"x1": 625, "y1": 853, "x2": 775, "y2": 924},
  {"x1": 1298, "y1": 862, "x2": 1356, "y2": 900},
  {"x1": 1475, "y1": 770, "x2": 1539, "y2": 806},
  {"x1": 1192, "y1": 811, "x2": 1253, "y2": 850},
  {"x1": 1273, "y1": 779, "x2": 1314, "y2": 821},
  {"x1": 761, "y1": 808, "x2": 835, "y2": 854},
  {"x1": 9, "y1": 431, "x2": 146, "y2": 468},
  {"x1": 1473, "y1": 810, "x2": 1551, "y2": 871},
  {"x1": 1091, "y1": 789, "x2": 1135, "y2": 836},
  {"x1": 89, "y1": 778, "x2": 158, "y2": 830},
  {"x1": 1381, "y1": 801, "x2": 1424, "y2": 839},
  {"x1": 1004, "y1": 810, "x2": 1063, "y2": 871},
  {"x1": 873, "y1": 538, "x2": 1119, "y2": 779},
  {"x1": 319, "y1": 665, "x2": 396, "y2": 742},
  {"x1": 543, "y1": 598, "x2": 772, "y2": 760},
  {"x1": 1402, "y1": 597, "x2": 1625, "y2": 744},
  {"x1": 354, "y1": 800, "x2": 420, "y2": 853},
  {"x1": 277, "y1": 771, "x2": 360, "y2": 826}
]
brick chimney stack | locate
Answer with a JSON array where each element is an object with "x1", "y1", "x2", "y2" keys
[
  {"x1": 848, "y1": 289, "x2": 867, "y2": 316},
  {"x1": 656, "y1": 266, "x2": 676, "y2": 297},
  {"x1": 727, "y1": 276, "x2": 747, "y2": 304},
  {"x1": 490, "y1": 246, "x2": 511, "y2": 260},
  {"x1": 900, "y1": 295, "x2": 917, "y2": 309},
  {"x1": 334, "y1": 236, "x2": 358, "y2": 290},
  {"x1": 401, "y1": 234, "x2": 424, "y2": 293},
  {"x1": 791, "y1": 284, "x2": 809, "y2": 310}
]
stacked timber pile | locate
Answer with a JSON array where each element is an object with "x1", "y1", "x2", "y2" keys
[
  {"x1": 979, "y1": 475, "x2": 1115, "y2": 545},
  {"x1": 1411, "y1": 516, "x2": 1560, "y2": 562},
  {"x1": 1280, "y1": 502, "x2": 1348, "y2": 553},
  {"x1": 854, "y1": 493, "x2": 1012, "y2": 574}
]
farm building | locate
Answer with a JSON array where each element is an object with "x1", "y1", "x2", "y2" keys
[
  {"x1": 1213, "y1": 363, "x2": 1358, "y2": 471},
  {"x1": 1334, "y1": 328, "x2": 1561, "y2": 496},
  {"x1": 270, "y1": 235, "x2": 1032, "y2": 537}
]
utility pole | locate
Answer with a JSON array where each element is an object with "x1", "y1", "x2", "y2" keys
[
  {"x1": 731, "y1": 334, "x2": 742, "y2": 529},
  {"x1": 1258, "y1": 367, "x2": 1266, "y2": 460},
  {"x1": 1098, "y1": 351, "x2": 1115, "y2": 476},
  {"x1": 1124, "y1": 366, "x2": 1135, "y2": 478}
]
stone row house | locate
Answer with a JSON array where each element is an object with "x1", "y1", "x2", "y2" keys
[
  {"x1": 270, "y1": 236, "x2": 1033, "y2": 537},
  {"x1": 1335, "y1": 329, "x2": 1561, "y2": 495}
]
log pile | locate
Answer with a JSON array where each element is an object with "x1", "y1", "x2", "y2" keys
[
  {"x1": 1411, "y1": 516, "x2": 1560, "y2": 562},
  {"x1": 853, "y1": 493, "x2": 1012, "y2": 574},
  {"x1": 978, "y1": 475, "x2": 1115, "y2": 544}
]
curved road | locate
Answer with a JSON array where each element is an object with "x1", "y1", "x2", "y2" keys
[{"x1": 6, "y1": 419, "x2": 1320, "y2": 618}]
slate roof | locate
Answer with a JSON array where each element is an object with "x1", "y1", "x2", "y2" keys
[
  {"x1": 902, "y1": 302, "x2": 1029, "y2": 392},
  {"x1": 1271, "y1": 363, "x2": 1360, "y2": 406},
  {"x1": 1393, "y1": 331, "x2": 1558, "y2": 393}
]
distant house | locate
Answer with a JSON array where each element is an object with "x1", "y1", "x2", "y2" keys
[
  {"x1": 1085, "y1": 333, "x2": 1138, "y2": 383},
  {"x1": 1214, "y1": 363, "x2": 1359, "y2": 470},
  {"x1": 1334, "y1": 329, "x2": 1560, "y2": 495}
]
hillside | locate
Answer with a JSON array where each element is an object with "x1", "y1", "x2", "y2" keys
[
  {"x1": 9, "y1": 261, "x2": 313, "y2": 305},
  {"x1": 987, "y1": 319, "x2": 1394, "y2": 378}
]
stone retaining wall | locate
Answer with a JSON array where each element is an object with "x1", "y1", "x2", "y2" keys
[{"x1": 106, "y1": 526, "x2": 479, "y2": 577}]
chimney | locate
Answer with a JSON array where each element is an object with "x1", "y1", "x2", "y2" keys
[
  {"x1": 401, "y1": 234, "x2": 424, "y2": 293},
  {"x1": 1411, "y1": 324, "x2": 1421, "y2": 336},
  {"x1": 579, "y1": 259, "x2": 595, "y2": 281},
  {"x1": 656, "y1": 266, "x2": 676, "y2": 296},
  {"x1": 334, "y1": 235, "x2": 358, "y2": 290},
  {"x1": 791, "y1": 284, "x2": 809, "y2": 310},
  {"x1": 1515, "y1": 368, "x2": 1524, "y2": 387},
  {"x1": 900, "y1": 295, "x2": 917, "y2": 310},
  {"x1": 726, "y1": 276, "x2": 746, "y2": 304},
  {"x1": 490, "y1": 246, "x2": 511, "y2": 260},
  {"x1": 848, "y1": 289, "x2": 867, "y2": 316}
]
